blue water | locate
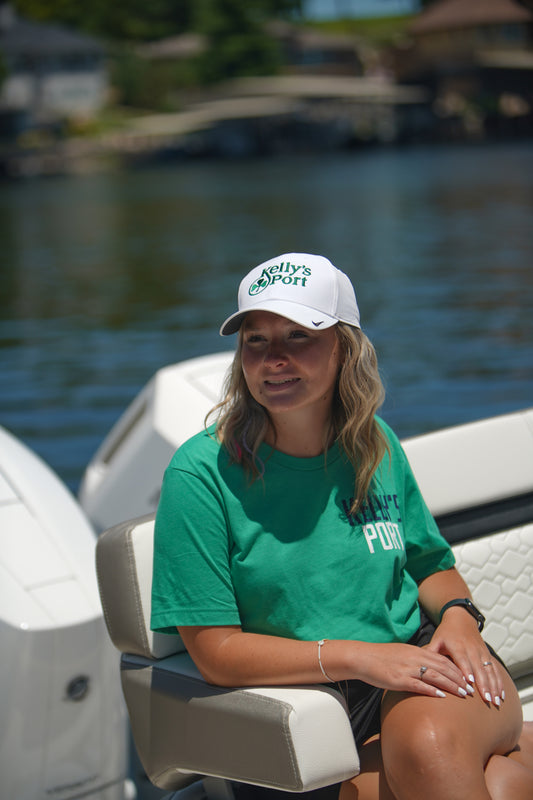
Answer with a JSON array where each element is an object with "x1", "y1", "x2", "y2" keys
[{"x1": 1, "y1": 141, "x2": 532, "y2": 493}]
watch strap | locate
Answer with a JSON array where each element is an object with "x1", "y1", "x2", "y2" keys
[{"x1": 439, "y1": 598, "x2": 485, "y2": 632}]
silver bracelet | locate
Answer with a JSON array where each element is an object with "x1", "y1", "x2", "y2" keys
[{"x1": 317, "y1": 639, "x2": 335, "y2": 683}]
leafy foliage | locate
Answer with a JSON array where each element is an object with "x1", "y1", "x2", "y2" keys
[
  {"x1": 7, "y1": 0, "x2": 306, "y2": 109},
  {"x1": 11, "y1": 0, "x2": 300, "y2": 42},
  {"x1": 0, "y1": 52, "x2": 7, "y2": 89},
  {"x1": 11, "y1": 0, "x2": 194, "y2": 40},
  {"x1": 192, "y1": 0, "x2": 286, "y2": 82}
]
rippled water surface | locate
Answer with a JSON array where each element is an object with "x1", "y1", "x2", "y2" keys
[{"x1": 1, "y1": 141, "x2": 532, "y2": 492}]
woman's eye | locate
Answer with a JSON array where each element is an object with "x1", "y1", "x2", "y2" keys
[
  {"x1": 246, "y1": 334, "x2": 264, "y2": 344},
  {"x1": 289, "y1": 330, "x2": 308, "y2": 339}
]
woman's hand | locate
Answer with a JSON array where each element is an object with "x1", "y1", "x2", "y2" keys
[
  {"x1": 425, "y1": 606, "x2": 505, "y2": 707},
  {"x1": 348, "y1": 640, "x2": 472, "y2": 700},
  {"x1": 417, "y1": 567, "x2": 504, "y2": 706}
]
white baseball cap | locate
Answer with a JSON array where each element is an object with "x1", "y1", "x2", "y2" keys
[{"x1": 220, "y1": 252, "x2": 360, "y2": 336}]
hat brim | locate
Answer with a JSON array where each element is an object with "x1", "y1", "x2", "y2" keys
[{"x1": 219, "y1": 299, "x2": 339, "y2": 336}]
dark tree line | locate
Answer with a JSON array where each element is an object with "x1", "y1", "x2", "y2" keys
[
  {"x1": 10, "y1": 0, "x2": 303, "y2": 43},
  {"x1": 7, "y1": 0, "x2": 304, "y2": 103}
]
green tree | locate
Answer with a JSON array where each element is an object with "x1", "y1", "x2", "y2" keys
[
  {"x1": 12, "y1": 0, "x2": 195, "y2": 41},
  {"x1": 0, "y1": 53, "x2": 7, "y2": 90},
  {"x1": 10, "y1": 0, "x2": 303, "y2": 105},
  {"x1": 11, "y1": 0, "x2": 301, "y2": 43},
  {"x1": 193, "y1": 0, "x2": 299, "y2": 82}
]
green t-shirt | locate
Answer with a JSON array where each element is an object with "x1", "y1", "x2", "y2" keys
[{"x1": 151, "y1": 419, "x2": 455, "y2": 644}]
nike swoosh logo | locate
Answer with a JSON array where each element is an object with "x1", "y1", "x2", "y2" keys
[{"x1": 312, "y1": 321, "x2": 324, "y2": 327}]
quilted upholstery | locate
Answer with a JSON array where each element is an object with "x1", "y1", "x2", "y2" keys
[{"x1": 453, "y1": 523, "x2": 533, "y2": 679}]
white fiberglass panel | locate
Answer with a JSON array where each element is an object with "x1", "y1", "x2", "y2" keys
[
  {"x1": 1, "y1": 503, "x2": 70, "y2": 587},
  {"x1": 0, "y1": 472, "x2": 17, "y2": 503}
]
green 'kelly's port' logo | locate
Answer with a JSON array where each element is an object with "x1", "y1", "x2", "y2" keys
[{"x1": 248, "y1": 262, "x2": 311, "y2": 296}]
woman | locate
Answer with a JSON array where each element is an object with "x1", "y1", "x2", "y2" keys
[{"x1": 152, "y1": 253, "x2": 533, "y2": 799}]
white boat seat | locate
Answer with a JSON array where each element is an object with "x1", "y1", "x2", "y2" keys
[
  {"x1": 95, "y1": 514, "x2": 360, "y2": 794},
  {"x1": 95, "y1": 409, "x2": 533, "y2": 794},
  {"x1": 403, "y1": 409, "x2": 533, "y2": 708}
]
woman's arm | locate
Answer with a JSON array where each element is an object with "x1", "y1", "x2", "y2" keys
[
  {"x1": 417, "y1": 566, "x2": 476, "y2": 623},
  {"x1": 179, "y1": 625, "x2": 325, "y2": 686},
  {"x1": 178, "y1": 622, "x2": 470, "y2": 699},
  {"x1": 419, "y1": 567, "x2": 504, "y2": 705}
]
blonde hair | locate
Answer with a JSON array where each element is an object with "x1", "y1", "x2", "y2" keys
[{"x1": 209, "y1": 323, "x2": 389, "y2": 513}]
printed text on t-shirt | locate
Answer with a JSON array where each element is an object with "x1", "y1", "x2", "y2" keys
[{"x1": 342, "y1": 493, "x2": 405, "y2": 555}]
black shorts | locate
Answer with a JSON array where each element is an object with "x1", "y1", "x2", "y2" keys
[
  {"x1": 239, "y1": 616, "x2": 504, "y2": 800},
  {"x1": 332, "y1": 611, "x2": 505, "y2": 749},
  {"x1": 329, "y1": 611, "x2": 436, "y2": 748}
]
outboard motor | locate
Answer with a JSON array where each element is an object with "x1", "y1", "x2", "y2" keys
[
  {"x1": 80, "y1": 352, "x2": 233, "y2": 531},
  {"x1": 0, "y1": 426, "x2": 133, "y2": 800}
]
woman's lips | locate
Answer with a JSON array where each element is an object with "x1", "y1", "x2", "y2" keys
[{"x1": 264, "y1": 377, "x2": 300, "y2": 389}]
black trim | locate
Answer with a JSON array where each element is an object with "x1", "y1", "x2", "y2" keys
[{"x1": 435, "y1": 491, "x2": 533, "y2": 546}]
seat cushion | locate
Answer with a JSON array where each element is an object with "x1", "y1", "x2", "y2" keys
[
  {"x1": 96, "y1": 513, "x2": 182, "y2": 659},
  {"x1": 120, "y1": 651, "x2": 360, "y2": 793},
  {"x1": 452, "y1": 523, "x2": 533, "y2": 679}
]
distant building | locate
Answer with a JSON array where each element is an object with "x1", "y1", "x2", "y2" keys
[
  {"x1": 408, "y1": 0, "x2": 533, "y2": 63},
  {"x1": 136, "y1": 33, "x2": 206, "y2": 62},
  {"x1": 395, "y1": 0, "x2": 533, "y2": 138},
  {"x1": 0, "y1": 4, "x2": 108, "y2": 125},
  {"x1": 268, "y1": 21, "x2": 364, "y2": 76},
  {"x1": 136, "y1": 24, "x2": 364, "y2": 79}
]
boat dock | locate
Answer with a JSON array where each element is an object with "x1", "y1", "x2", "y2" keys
[{"x1": 2, "y1": 75, "x2": 429, "y2": 176}]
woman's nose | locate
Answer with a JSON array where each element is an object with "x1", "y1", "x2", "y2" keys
[{"x1": 264, "y1": 341, "x2": 288, "y2": 366}]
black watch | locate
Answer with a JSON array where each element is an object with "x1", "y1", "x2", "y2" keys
[{"x1": 439, "y1": 598, "x2": 485, "y2": 632}]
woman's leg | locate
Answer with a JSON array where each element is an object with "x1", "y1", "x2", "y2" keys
[
  {"x1": 378, "y1": 667, "x2": 524, "y2": 800},
  {"x1": 485, "y1": 755, "x2": 533, "y2": 798},
  {"x1": 339, "y1": 721, "x2": 533, "y2": 800},
  {"x1": 484, "y1": 721, "x2": 533, "y2": 798},
  {"x1": 507, "y1": 720, "x2": 533, "y2": 768},
  {"x1": 339, "y1": 735, "x2": 396, "y2": 800}
]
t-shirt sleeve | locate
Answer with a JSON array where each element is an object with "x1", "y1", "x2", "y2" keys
[
  {"x1": 401, "y1": 457, "x2": 456, "y2": 582},
  {"x1": 379, "y1": 420, "x2": 455, "y2": 583},
  {"x1": 150, "y1": 459, "x2": 242, "y2": 634}
]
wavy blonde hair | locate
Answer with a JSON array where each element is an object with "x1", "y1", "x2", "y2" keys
[{"x1": 208, "y1": 323, "x2": 389, "y2": 513}]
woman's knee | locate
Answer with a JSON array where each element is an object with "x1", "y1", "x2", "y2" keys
[
  {"x1": 380, "y1": 695, "x2": 490, "y2": 796},
  {"x1": 387, "y1": 711, "x2": 459, "y2": 766},
  {"x1": 381, "y1": 701, "x2": 465, "y2": 788}
]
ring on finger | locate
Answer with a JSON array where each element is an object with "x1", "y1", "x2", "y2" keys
[
  {"x1": 482, "y1": 661, "x2": 493, "y2": 667},
  {"x1": 419, "y1": 665, "x2": 428, "y2": 679}
]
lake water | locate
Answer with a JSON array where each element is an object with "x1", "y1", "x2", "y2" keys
[{"x1": 1, "y1": 141, "x2": 532, "y2": 494}]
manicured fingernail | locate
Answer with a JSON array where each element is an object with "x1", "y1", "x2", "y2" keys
[
  {"x1": 458, "y1": 687, "x2": 468, "y2": 697},
  {"x1": 495, "y1": 696, "x2": 501, "y2": 707},
  {"x1": 502, "y1": 690, "x2": 506, "y2": 701},
  {"x1": 436, "y1": 690, "x2": 446, "y2": 698},
  {"x1": 466, "y1": 684, "x2": 475, "y2": 694},
  {"x1": 485, "y1": 692, "x2": 492, "y2": 703},
  {"x1": 469, "y1": 674, "x2": 475, "y2": 683}
]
